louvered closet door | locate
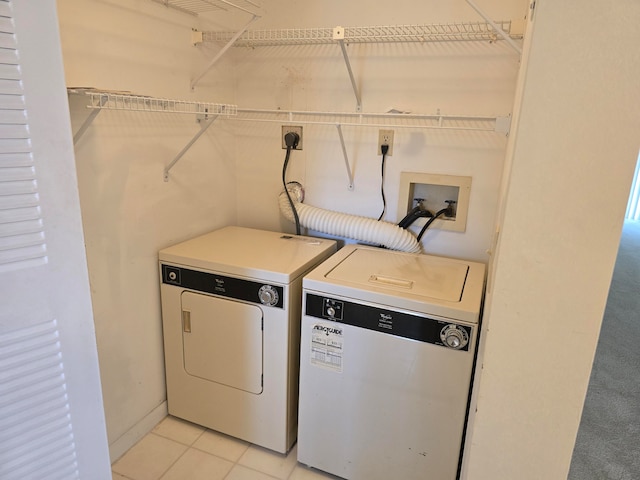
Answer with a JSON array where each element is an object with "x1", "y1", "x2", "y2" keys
[{"x1": 0, "y1": 2, "x2": 111, "y2": 479}]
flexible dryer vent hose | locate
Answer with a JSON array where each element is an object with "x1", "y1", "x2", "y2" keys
[{"x1": 278, "y1": 189, "x2": 421, "y2": 253}]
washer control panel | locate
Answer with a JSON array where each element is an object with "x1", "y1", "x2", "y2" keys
[
  {"x1": 162, "y1": 264, "x2": 284, "y2": 308},
  {"x1": 305, "y1": 293, "x2": 473, "y2": 351}
]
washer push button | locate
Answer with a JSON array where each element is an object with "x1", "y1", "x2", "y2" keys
[{"x1": 323, "y1": 298, "x2": 344, "y2": 320}]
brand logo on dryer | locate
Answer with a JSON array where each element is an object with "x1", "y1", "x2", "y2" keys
[
  {"x1": 213, "y1": 277, "x2": 226, "y2": 293},
  {"x1": 378, "y1": 313, "x2": 393, "y2": 330}
]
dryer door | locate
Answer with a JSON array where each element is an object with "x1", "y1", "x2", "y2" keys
[{"x1": 181, "y1": 291, "x2": 263, "y2": 394}]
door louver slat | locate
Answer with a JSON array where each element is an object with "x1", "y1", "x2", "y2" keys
[{"x1": 0, "y1": 10, "x2": 46, "y2": 272}]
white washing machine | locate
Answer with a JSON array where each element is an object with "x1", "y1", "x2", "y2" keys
[
  {"x1": 297, "y1": 244, "x2": 485, "y2": 479},
  {"x1": 159, "y1": 226, "x2": 336, "y2": 453}
]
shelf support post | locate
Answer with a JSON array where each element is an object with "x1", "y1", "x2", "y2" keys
[
  {"x1": 191, "y1": 14, "x2": 260, "y2": 90},
  {"x1": 465, "y1": 0, "x2": 522, "y2": 55},
  {"x1": 164, "y1": 115, "x2": 218, "y2": 181},
  {"x1": 336, "y1": 124, "x2": 354, "y2": 190},
  {"x1": 333, "y1": 27, "x2": 362, "y2": 112},
  {"x1": 73, "y1": 94, "x2": 107, "y2": 144}
]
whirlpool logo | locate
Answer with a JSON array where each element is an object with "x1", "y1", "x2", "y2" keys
[
  {"x1": 378, "y1": 313, "x2": 393, "y2": 330},
  {"x1": 313, "y1": 325, "x2": 342, "y2": 336}
]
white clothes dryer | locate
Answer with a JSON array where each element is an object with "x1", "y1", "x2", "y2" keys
[
  {"x1": 297, "y1": 244, "x2": 485, "y2": 479},
  {"x1": 159, "y1": 226, "x2": 336, "y2": 453}
]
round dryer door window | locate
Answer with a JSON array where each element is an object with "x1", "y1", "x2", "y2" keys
[{"x1": 181, "y1": 291, "x2": 263, "y2": 394}]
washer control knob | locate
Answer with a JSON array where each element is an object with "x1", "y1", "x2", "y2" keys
[
  {"x1": 446, "y1": 334, "x2": 461, "y2": 349},
  {"x1": 258, "y1": 285, "x2": 279, "y2": 306},
  {"x1": 326, "y1": 306, "x2": 336, "y2": 317},
  {"x1": 168, "y1": 271, "x2": 177, "y2": 281},
  {"x1": 440, "y1": 324, "x2": 469, "y2": 350}
]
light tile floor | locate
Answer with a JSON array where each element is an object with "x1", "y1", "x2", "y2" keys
[{"x1": 112, "y1": 416, "x2": 342, "y2": 480}]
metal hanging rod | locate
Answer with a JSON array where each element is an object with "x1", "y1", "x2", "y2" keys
[
  {"x1": 231, "y1": 108, "x2": 511, "y2": 134},
  {"x1": 202, "y1": 20, "x2": 521, "y2": 47},
  {"x1": 151, "y1": 0, "x2": 261, "y2": 17}
]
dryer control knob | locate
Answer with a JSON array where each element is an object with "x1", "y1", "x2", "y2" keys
[
  {"x1": 440, "y1": 324, "x2": 469, "y2": 350},
  {"x1": 258, "y1": 285, "x2": 279, "y2": 306}
]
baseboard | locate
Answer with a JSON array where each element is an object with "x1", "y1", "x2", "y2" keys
[{"x1": 109, "y1": 401, "x2": 168, "y2": 463}]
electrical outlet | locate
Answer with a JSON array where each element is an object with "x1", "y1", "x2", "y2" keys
[
  {"x1": 282, "y1": 125, "x2": 303, "y2": 150},
  {"x1": 378, "y1": 129, "x2": 394, "y2": 156}
]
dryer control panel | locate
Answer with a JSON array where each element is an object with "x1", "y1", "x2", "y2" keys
[
  {"x1": 162, "y1": 264, "x2": 284, "y2": 308},
  {"x1": 305, "y1": 293, "x2": 472, "y2": 351}
]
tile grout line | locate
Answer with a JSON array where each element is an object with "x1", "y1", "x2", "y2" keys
[
  {"x1": 154, "y1": 432, "x2": 193, "y2": 480},
  {"x1": 189, "y1": 441, "x2": 250, "y2": 465},
  {"x1": 152, "y1": 427, "x2": 210, "y2": 480},
  {"x1": 154, "y1": 424, "x2": 257, "y2": 480},
  {"x1": 221, "y1": 462, "x2": 283, "y2": 480},
  {"x1": 116, "y1": 418, "x2": 338, "y2": 480}
]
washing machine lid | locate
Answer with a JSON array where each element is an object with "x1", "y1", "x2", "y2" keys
[
  {"x1": 304, "y1": 245, "x2": 485, "y2": 323},
  {"x1": 159, "y1": 226, "x2": 337, "y2": 284},
  {"x1": 326, "y1": 247, "x2": 467, "y2": 302}
]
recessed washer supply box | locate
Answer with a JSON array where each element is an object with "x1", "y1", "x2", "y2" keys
[{"x1": 398, "y1": 172, "x2": 472, "y2": 232}]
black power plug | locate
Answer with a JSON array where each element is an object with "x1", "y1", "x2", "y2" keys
[{"x1": 284, "y1": 131, "x2": 300, "y2": 149}]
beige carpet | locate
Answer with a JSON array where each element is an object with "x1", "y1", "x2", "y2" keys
[{"x1": 569, "y1": 220, "x2": 640, "y2": 480}]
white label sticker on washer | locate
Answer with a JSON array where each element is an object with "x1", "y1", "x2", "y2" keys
[{"x1": 310, "y1": 324, "x2": 343, "y2": 372}]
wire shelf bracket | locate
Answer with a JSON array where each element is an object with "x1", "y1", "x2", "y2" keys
[
  {"x1": 465, "y1": 0, "x2": 522, "y2": 55},
  {"x1": 164, "y1": 114, "x2": 218, "y2": 181},
  {"x1": 333, "y1": 27, "x2": 362, "y2": 112},
  {"x1": 335, "y1": 124, "x2": 355, "y2": 190},
  {"x1": 68, "y1": 89, "x2": 237, "y2": 180},
  {"x1": 191, "y1": 14, "x2": 261, "y2": 89},
  {"x1": 73, "y1": 96, "x2": 106, "y2": 144}
]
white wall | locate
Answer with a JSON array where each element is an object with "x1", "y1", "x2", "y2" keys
[
  {"x1": 464, "y1": 0, "x2": 640, "y2": 478},
  {"x1": 56, "y1": 0, "x2": 528, "y2": 461},
  {"x1": 57, "y1": 0, "x2": 238, "y2": 459},
  {"x1": 230, "y1": 0, "x2": 529, "y2": 261}
]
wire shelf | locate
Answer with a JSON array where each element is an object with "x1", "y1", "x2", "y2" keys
[
  {"x1": 232, "y1": 108, "x2": 510, "y2": 133},
  {"x1": 69, "y1": 89, "x2": 237, "y2": 116},
  {"x1": 151, "y1": 0, "x2": 260, "y2": 16},
  {"x1": 203, "y1": 20, "x2": 519, "y2": 47}
]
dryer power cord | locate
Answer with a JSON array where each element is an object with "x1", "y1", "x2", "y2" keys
[
  {"x1": 282, "y1": 132, "x2": 301, "y2": 235},
  {"x1": 377, "y1": 144, "x2": 389, "y2": 221}
]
